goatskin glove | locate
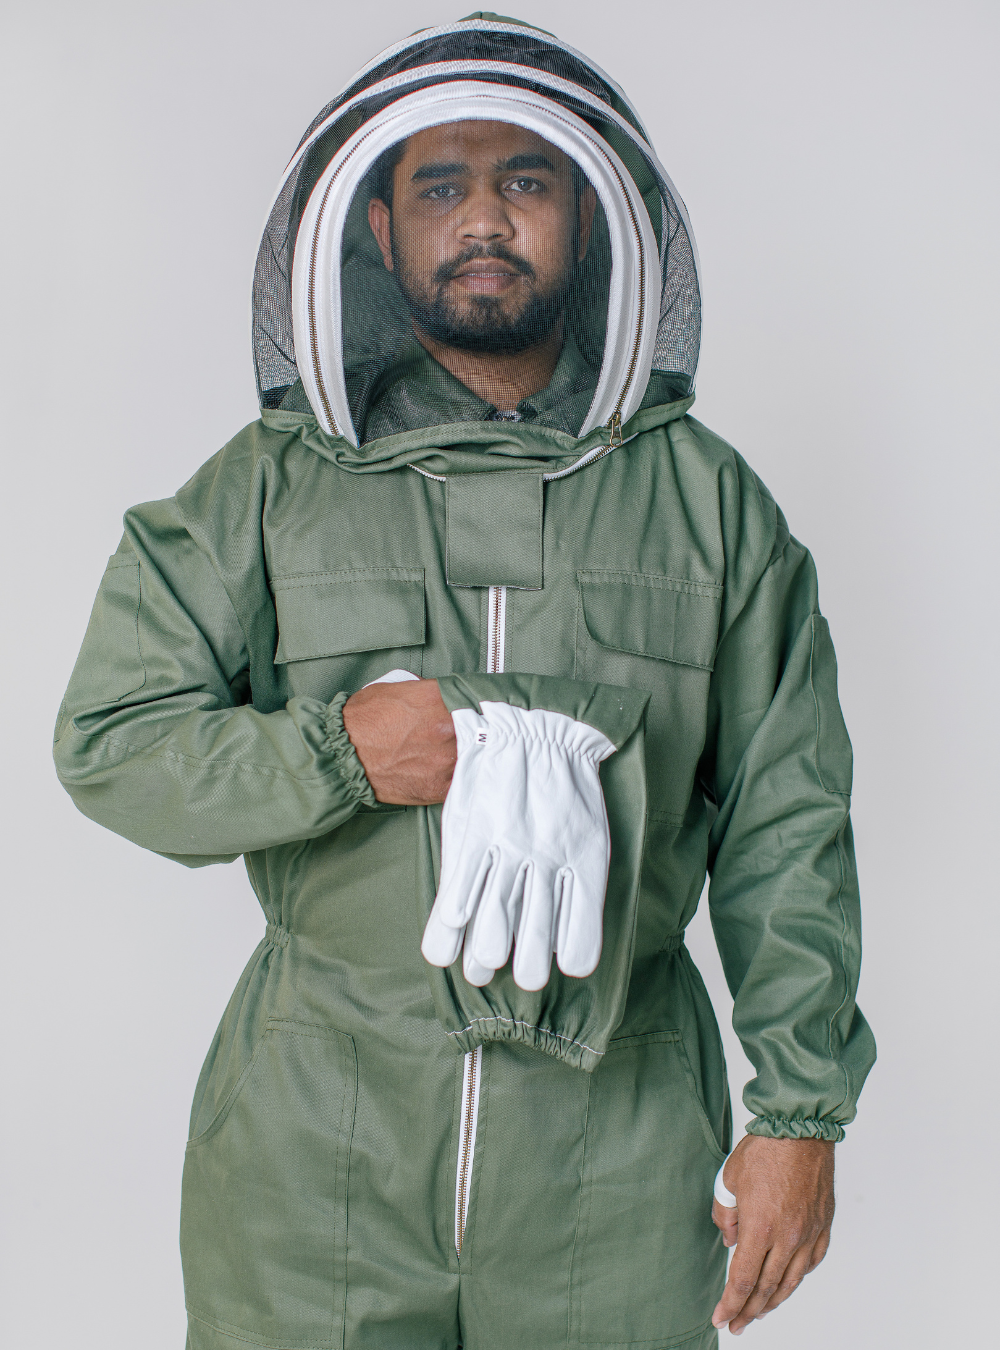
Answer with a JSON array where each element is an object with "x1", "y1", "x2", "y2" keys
[{"x1": 420, "y1": 701, "x2": 617, "y2": 992}]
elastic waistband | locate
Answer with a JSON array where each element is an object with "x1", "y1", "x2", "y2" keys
[{"x1": 265, "y1": 921, "x2": 290, "y2": 949}]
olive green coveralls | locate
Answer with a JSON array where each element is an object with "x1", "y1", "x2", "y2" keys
[{"x1": 53, "y1": 14, "x2": 875, "y2": 1350}]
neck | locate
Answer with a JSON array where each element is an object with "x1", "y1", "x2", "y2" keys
[{"x1": 413, "y1": 318, "x2": 565, "y2": 411}]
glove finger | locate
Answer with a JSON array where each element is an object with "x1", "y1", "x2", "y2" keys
[
  {"x1": 470, "y1": 858, "x2": 528, "y2": 971},
  {"x1": 512, "y1": 862, "x2": 557, "y2": 992},
  {"x1": 554, "y1": 868, "x2": 603, "y2": 978},
  {"x1": 434, "y1": 845, "x2": 497, "y2": 930},
  {"x1": 462, "y1": 942, "x2": 496, "y2": 987},
  {"x1": 420, "y1": 907, "x2": 465, "y2": 968}
]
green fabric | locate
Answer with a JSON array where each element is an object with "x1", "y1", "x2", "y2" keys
[
  {"x1": 55, "y1": 396, "x2": 872, "y2": 1346},
  {"x1": 446, "y1": 471, "x2": 544, "y2": 588},
  {"x1": 180, "y1": 1027, "x2": 724, "y2": 1349},
  {"x1": 349, "y1": 331, "x2": 601, "y2": 443},
  {"x1": 266, "y1": 391, "x2": 695, "y2": 477},
  {"x1": 54, "y1": 403, "x2": 873, "y2": 1130}
]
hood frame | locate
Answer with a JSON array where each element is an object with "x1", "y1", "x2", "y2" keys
[{"x1": 290, "y1": 81, "x2": 661, "y2": 447}]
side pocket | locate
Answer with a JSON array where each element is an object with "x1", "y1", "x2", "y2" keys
[
  {"x1": 181, "y1": 1019, "x2": 357, "y2": 1350},
  {"x1": 570, "y1": 1031, "x2": 726, "y2": 1347}
]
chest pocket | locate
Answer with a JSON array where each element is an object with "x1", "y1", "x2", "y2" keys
[
  {"x1": 272, "y1": 568, "x2": 425, "y2": 701},
  {"x1": 575, "y1": 571, "x2": 722, "y2": 824}
]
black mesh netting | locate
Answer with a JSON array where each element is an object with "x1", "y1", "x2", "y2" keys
[{"x1": 252, "y1": 18, "x2": 700, "y2": 441}]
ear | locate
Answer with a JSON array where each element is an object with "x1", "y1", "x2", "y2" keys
[
  {"x1": 577, "y1": 183, "x2": 597, "y2": 262},
  {"x1": 368, "y1": 197, "x2": 394, "y2": 271}
]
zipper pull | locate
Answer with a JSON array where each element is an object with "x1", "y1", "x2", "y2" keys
[{"x1": 606, "y1": 410, "x2": 623, "y2": 448}]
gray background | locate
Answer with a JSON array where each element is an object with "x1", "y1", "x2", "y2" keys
[{"x1": 2, "y1": 1, "x2": 997, "y2": 1345}]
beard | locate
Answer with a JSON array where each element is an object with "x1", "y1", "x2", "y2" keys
[{"x1": 391, "y1": 239, "x2": 575, "y2": 355}]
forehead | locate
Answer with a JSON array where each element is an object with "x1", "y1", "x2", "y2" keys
[{"x1": 396, "y1": 120, "x2": 570, "y2": 173}]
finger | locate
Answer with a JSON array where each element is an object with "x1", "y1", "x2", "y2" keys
[
  {"x1": 756, "y1": 1242, "x2": 816, "y2": 1317},
  {"x1": 806, "y1": 1225, "x2": 832, "y2": 1272},
  {"x1": 470, "y1": 858, "x2": 527, "y2": 971},
  {"x1": 723, "y1": 1242, "x2": 799, "y2": 1334},
  {"x1": 711, "y1": 1198, "x2": 738, "y2": 1248},
  {"x1": 512, "y1": 863, "x2": 556, "y2": 991},
  {"x1": 420, "y1": 907, "x2": 465, "y2": 967},
  {"x1": 461, "y1": 940, "x2": 495, "y2": 987},
  {"x1": 554, "y1": 869, "x2": 603, "y2": 978},
  {"x1": 711, "y1": 1231, "x2": 773, "y2": 1332},
  {"x1": 435, "y1": 845, "x2": 496, "y2": 929}
]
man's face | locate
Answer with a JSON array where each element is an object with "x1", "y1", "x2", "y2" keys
[{"x1": 368, "y1": 120, "x2": 595, "y2": 354}]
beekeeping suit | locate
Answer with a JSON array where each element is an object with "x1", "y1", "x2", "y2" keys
[{"x1": 54, "y1": 14, "x2": 875, "y2": 1350}]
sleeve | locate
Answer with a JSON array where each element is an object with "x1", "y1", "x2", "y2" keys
[
  {"x1": 53, "y1": 496, "x2": 374, "y2": 865},
  {"x1": 701, "y1": 533, "x2": 876, "y2": 1141}
]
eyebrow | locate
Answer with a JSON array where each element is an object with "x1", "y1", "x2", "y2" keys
[
  {"x1": 410, "y1": 152, "x2": 558, "y2": 181},
  {"x1": 498, "y1": 153, "x2": 556, "y2": 173},
  {"x1": 411, "y1": 161, "x2": 469, "y2": 180}
]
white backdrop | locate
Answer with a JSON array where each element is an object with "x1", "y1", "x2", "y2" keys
[{"x1": 2, "y1": 2, "x2": 997, "y2": 1346}]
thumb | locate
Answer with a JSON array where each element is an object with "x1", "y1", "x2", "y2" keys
[{"x1": 711, "y1": 1157, "x2": 739, "y2": 1248}]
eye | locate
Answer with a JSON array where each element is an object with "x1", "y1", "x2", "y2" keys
[
  {"x1": 506, "y1": 177, "x2": 545, "y2": 195},
  {"x1": 420, "y1": 183, "x2": 461, "y2": 201}
]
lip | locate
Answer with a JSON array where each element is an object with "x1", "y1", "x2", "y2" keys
[
  {"x1": 450, "y1": 263, "x2": 521, "y2": 294},
  {"x1": 453, "y1": 262, "x2": 518, "y2": 277}
]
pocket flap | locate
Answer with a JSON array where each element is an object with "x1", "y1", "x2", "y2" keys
[
  {"x1": 272, "y1": 569, "x2": 425, "y2": 663},
  {"x1": 578, "y1": 571, "x2": 722, "y2": 671}
]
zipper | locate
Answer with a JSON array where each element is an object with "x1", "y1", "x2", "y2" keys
[
  {"x1": 486, "y1": 584, "x2": 507, "y2": 675},
  {"x1": 454, "y1": 582, "x2": 505, "y2": 1257},
  {"x1": 306, "y1": 97, "x2": 648, "y2": 451},
  {"x1": 455, "y1": 1043, "x2": 482, "y2": 1255}
]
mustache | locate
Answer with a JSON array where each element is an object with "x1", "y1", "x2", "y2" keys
[{"x1": 433, "y1": 244, "x2": 536, "y2": 286}]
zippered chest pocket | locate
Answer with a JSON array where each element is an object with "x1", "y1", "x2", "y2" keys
[
  {"x1": 575, "y1": 571, "x2": 722, "y2": 824},
  {"x1": 271, "y1": 568, "x2": 425, "y2": 700}
]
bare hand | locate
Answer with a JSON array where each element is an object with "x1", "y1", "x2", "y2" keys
[
  {"x1": 342, "y1": 678, "x2": 457, "y2": 805},
  {"x1": 711, "y1": 1135, "x2": 835, "y2": 1335}
]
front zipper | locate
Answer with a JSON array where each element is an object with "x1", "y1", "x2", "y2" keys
[
  {"x1": 455, "y1": 581, "x2": 506, "y2": 1256},
  {"x1": 455, "y1": 1043, "x2": 482, "y2": 1255},
  {"x1": 486, "y1": 584, "x2": 507, "y2": 674}
]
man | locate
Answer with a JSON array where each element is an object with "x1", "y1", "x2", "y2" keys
[{"x1": 55, "y1": 14, "x2": 874, "y2": 1349}]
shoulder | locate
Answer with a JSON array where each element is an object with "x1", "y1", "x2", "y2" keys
[
  {"x1": 634, "y1": 411, "x2": 790, "y2": 582},
  {"x1": 175, "y1": 416, "x2": 302, "y2": 511},
  {"x1": 669, "y1": 416, "x2": 788, "y2": 553}
]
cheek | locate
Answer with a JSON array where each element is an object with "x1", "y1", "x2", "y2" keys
[
  {"x1": 395, "y1": 213, "x2": 454, "y2": 272},
  {"x1": 513, "y1": 207, "x2": 575, "y2": 278}
]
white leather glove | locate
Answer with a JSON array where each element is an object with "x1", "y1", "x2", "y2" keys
[{"x1": 420, "y1": 701, "x2": 617, "y2": 992}]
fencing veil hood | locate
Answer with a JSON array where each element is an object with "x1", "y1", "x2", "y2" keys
[{"x1": 254, "y1": 13, "x2": 700, "y2": 450}]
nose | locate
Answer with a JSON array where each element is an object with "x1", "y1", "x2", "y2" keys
[{"x1": 459, "y1": 180, "x2": 515, "y2": 244}]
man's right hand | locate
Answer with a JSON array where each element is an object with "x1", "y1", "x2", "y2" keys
[{"x1": 342, "y1": 678, "x2": 457, "y2": 805}]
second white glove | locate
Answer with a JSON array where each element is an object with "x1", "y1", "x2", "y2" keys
[{"x1": 420, "y1": 700, "x2": 617, "y2": 991}]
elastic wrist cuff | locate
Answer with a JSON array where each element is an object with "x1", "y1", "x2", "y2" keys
[
  {"x1": 746, "y1": 1116, "x2": 845, "y2": 1142},
  {"x1": 323, "y1": 693, "x2": 377, "y2": 808}
]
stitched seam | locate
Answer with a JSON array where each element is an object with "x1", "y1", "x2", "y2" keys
[
  {"x1": 574, "y1": 1314, "x2": 718, "y2": 1347},
  {"x1": 77, "y1": 731, "x2": 369, "y2": 786},
  {"x1": 827, "y1": 820, "x2": 855, "y2": 1114},
  {"x1": 186, "y1": 1307, "x2": 333, "y2": 1349},
  {"x1": 809, "y1": 615, "x2": 850, "y2": 797},
  {"x1": 577, "y1": 569, "x2": 722, "y2": 597},
  {"x1": 472, "y1": 726, "x2": 611, "y2": 760},
  {"x1": 445, "y1": 1015, "x2": 604, "y2": 1058},
  {"x1": 271, "y1": 568, "x2": 424, "y2": 590},
  {"x1": 749, "y1": 1115, "x2": 845, "y2": 1133},
  {"x1": 646, "y1": 806, "x2": 686, "y2": 824}
]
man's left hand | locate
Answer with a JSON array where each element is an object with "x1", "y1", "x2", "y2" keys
[{"x1": 711, "y1": 1135, "x2": 835, "y2": 1335}]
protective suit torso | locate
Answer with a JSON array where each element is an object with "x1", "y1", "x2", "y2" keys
[{"x1": 54, "y1": 15, "x2": 874, "y2": 1350}]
